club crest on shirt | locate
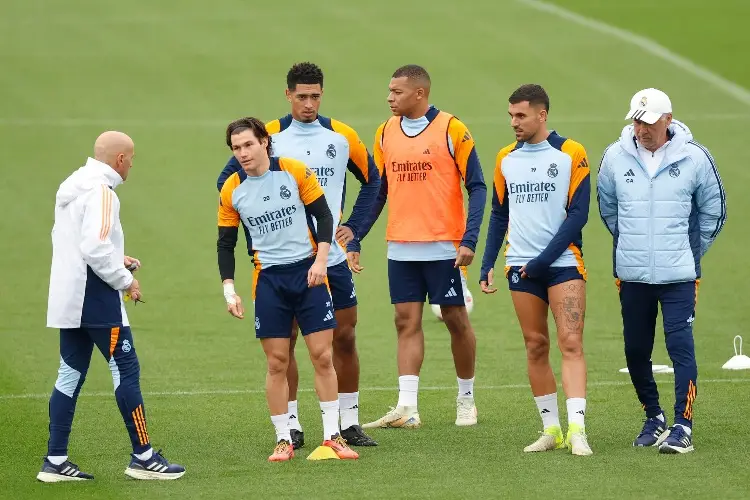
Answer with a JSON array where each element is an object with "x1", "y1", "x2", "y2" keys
[
  {"x1": 280, "y1": 185, "x2": 292, "y2": 199},
  {"x1": 326, "y1": 144, "x2": 337, "y2": 159},
  {"x1": 669, "y1": 164, "x2": 680, "y2": 178},
  {"x1": 547, "y1": 163, "x2": 558, "y2": 178}
]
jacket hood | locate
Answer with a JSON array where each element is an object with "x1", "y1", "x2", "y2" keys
[
  {"x1": 619, "y1": 119, "x2": 693, "y2": 164},
  {"x1": 55, "y1": 157, "x2": 123, "y2": 208}
]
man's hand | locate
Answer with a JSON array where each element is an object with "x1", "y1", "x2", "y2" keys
[
  {"x1": 520, "y1": 265, "x2": 528, "y2": 279},
  {"x1": 223, "y1": 281, "x2": 243, "y2": 319},
  {"x1": 308, "y1": 259, "x2": 328, "y2": 287},
  {"x1": 455, "y1": 245, "x2": 475, "y2": 268},
  {"x1": 125, "y1": 278, "x2": 141, "y2": 302},
  {"x1": 347, "y1": 251, "x2": 364, "y2": 274},
  {"x1": 227, "y1": 295, "x2": 244, "y2": 319},
  {"x1": 480, "y1": 268, "x2": 497, "y2": 294},
  {"x1": 335, "y1": 226, "x2": 355, "y2": 246},
  {"x1": 124, "y1": 256, "x2": 141, "y2": 271}
]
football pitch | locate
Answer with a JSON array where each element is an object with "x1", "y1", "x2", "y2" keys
[{"x1": 2, "y1": 0, "x2": 750, "y2": 498}]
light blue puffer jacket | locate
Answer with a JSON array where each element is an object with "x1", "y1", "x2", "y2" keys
[{"x1": 597, "y1": 120, "x2": 726, "y2": 284}]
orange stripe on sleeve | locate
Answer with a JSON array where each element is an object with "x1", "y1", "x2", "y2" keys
[
  {"x1": 373, "y1": 122, "x2": 387, "y2": 176},
  {"x1": 447, "y1": 118, "x2": 475, "y2": 180},
  {"x1": 99, "y1": 186, "x2": 113, "y2": 241},
  {"x1": 494, "y1": 143, "x2": 516, "y2": 203},
  {"x1": 561, "y1": 140, "x2": 591, "y2": 206},
  {"x1": 265, "y1": 119, "x2": 281, "y2": 135},
  {"x1": 279, "y1": 158, "x2": 325, "y2": 205},
  {"x1": 218, "y1": 172, "x2": 241, "y2": 227},
  {"x1": 332, "y1": 119, "x2": 370, "y2": 181}
]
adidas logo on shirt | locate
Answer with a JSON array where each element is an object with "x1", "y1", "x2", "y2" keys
[
  {"x1": 323, "y1": 310, "x2": 334, "y2": 322},
  {"x1": 624, "y1": 169, "x2": 635, "y2": 177},
  {"x1": 445, "y1": 287, "x2": 458, "y2": 298},
  {"x1": 423, "y1": 148, "x2": 430, "y2": 155}
]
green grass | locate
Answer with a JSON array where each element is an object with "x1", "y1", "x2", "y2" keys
[{"x1": 1, "y1": 0, "x2": 750, "y2": 498}]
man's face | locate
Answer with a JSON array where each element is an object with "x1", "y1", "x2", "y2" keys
[
  {"x1": 230, "y1": 129, "x2": 268, "y2": 172},
  {"x1": 286, "y1": 83, "x2": 322, "y2": 123},
  {"x1": 116, "y1": 147, "x2": 134, "y2": 180},
  {"x1": 508, "y1": 101, "x2": 545, "y2": 142},
  {"x1": 634, "y1": 114, "x2": 672, "y2": 151},
  {"x1": 387, "y1": 77, "x2": 422, "y2": 116}
]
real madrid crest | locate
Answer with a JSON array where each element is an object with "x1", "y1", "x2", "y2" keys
[
  {"x1": 669, "y1": 164, "x2": 680, "y2": 178},
  {"x1": 280, "y1": 185, "x2": 292, "y2": 199},
  {"x1": 326, "y1": 144, "x2": 337, "y2": 159},
  {"x1": 640, "y1": 96, "x2": 648, "y2": 107},
  {"x1": 547, "y1": 163, "x2": 558, "y2": 178}
]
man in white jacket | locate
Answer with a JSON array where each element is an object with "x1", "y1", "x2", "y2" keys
[{"x1": 39, "y1": 131, "x2": 185, "y2": 482}]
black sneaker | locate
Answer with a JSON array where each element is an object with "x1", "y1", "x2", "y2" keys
[
  {"x1": 291, "y1": 429, "x2": 305, "y2": 450},
  {"x1": 341, "y1": 425, "x2": 378, "y2": 446},
  {"x1": 37, "y1": 458, "x2": 94, "y2": 482}
]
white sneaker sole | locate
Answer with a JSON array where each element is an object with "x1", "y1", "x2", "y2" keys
[
  {"x1": 124, "y1": 468, "x2": 185, "y2": 480},
  {"x1": 36, "y1": 472, "x2": 90, "y2": 483},
  {"x1": 362, "y1": 416, "x2": 421, "y2": 429},
  {"x1": 658, "y1": 443, "x2": 694, "y2": 454}
]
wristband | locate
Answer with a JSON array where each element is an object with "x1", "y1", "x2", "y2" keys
[{"x1": 223, "y1": 283, "x2": 237, "y2": 305}]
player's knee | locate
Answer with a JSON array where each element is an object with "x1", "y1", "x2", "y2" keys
[
  {"x1": 266, "y1": 350, "x2": 290, "y2": 376},
  {"x1": 310, "y1": 347, "x2": 334, "y2": 372},
  {"x1": 558, "y1": 335, "x2": 584, "y2": 360},
  {"x1": 333, "y1": 326, "x2": 356, "y2": 358},
  {"x1": 394, "y1": 311, "x2": 419, "y2": 335},
  {"x1": 525, "y1": 334, "x2": 550, "y2": 362},
  {"x1": 441, "y1": 306, "x2": 471, "y2": 336}
]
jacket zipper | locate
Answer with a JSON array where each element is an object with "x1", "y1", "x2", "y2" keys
[{"x1": 649, "y1": 177, "x2": 655, "y2": 282}]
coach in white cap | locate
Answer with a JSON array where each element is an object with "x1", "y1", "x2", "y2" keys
[{"x1": 597, "y1": 88, "x2": 726, "y2": 455}]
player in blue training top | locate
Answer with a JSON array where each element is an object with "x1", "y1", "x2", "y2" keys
[
  {"x1": 480, "y1": 85, "x2": 593, "y2": 456},
  {"x1": 217, "y1": 63, "x2": 380, "y2": 448},
  {"x1": 218, "y1": 117, "x2": 359, "y2": 462}
]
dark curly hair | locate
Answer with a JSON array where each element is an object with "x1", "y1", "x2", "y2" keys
[{"x1": 287, "y1": 62, "x2": 324, "y2": 90}]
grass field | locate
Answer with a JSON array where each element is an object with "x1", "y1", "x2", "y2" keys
[{"x1": 1, "y1": 0, "x2": 750, "y2": 498}]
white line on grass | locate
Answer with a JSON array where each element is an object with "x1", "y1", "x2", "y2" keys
[
  {"x1": 0, "y1": 114, "x2": 749, "y2": 128},
  {"x1": 518, "y1": 0, "x2": 750, "y2": 107},
  {"x1": 1, "y1": 378, "x2": 748, "y2": 400}
]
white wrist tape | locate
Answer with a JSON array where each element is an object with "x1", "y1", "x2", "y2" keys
[{"x1": 223, "y1": 283, "x2": 237, "y2": 305}]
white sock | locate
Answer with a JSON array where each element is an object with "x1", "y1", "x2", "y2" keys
[
  {"x1": 534, "y1": 393, "x2": 561, "y2": 429},
  {"x1": 457, "y1": 377, "x2": 474, "y2": 398},
  {"x1": 271, "y1": 412, "x2": 292, "y2": 443},
  {"x1": 676, "y1": 424, "x2": 692, "y2": 436},
  {"x1": 397, "y1": 375, "x2": 419, "y2": 408},
  {"x1": 47, "y1": 455, "x2": 68, "y2": 465},
  {"x1": 320, "y1": 400, "x2": 340, "y2": 440},
  {"x1": 567, "y1": 398, "x2": 586, "y2": 428},
  {"x1": 339, "y1": 392, "x2": 359, "y2": 430},
  {"x1": 656, "y1": 413, "x2": 665, "y2": 422},
  {"x1": 287, "y1": 400, "x2": 302, "y2": 431},
  {"x1": 134, "y1": 447, "x2": 153, "y2": 461}
]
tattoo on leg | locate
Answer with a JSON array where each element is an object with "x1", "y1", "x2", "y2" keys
[{"x1": 553, "y1": 282, "x2": 585, "y2": 335}]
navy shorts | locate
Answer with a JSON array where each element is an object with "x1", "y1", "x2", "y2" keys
[
  {"x1": 506, "y1": 266, "x2": 586, "y2": 303},
  {"x1": 328, "y1": 260, "x2": 357, "y2": 311},
  {"x1": 254, "y1": 258, "x2": 336, "y2": 338},
  {"x1": 388, "y1": 259, "x2": 465, "y2": 305}
]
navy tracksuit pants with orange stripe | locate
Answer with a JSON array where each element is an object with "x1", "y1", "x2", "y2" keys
[
  {"x1": 619, "y1": 281, "x2": 698, "y2": 428},
  {"x1": 48, "y1": 326, "x2": 151, "y2": 456}
]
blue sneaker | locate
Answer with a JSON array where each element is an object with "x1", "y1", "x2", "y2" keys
[
  {"x1": 124, "y1": 449, "x2": 186, "y2": 480},
  {"x1": 659, "y1": 425, "x2": 694, "y2": 454},
  {"x1": 633, "y1": 414, "x2": 669, "y2": 447},
  {"x1": 36, "y1": 458, "x2": 94, "y2": 482}
]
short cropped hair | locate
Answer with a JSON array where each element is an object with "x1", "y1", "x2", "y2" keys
[
  {"x1": 287, "y1": 62, "x2": 324, "y2": 90},
  {"x1": 509, "y1": 84, "x2": 550, "y2": 111},
  {"x1": 392, "y1": 64, "x2": 431, "y2": 85},
  {"x1": 225, "y1": 117, "x2": 272, "y2": 156}
]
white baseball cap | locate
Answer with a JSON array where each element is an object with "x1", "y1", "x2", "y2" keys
[{"x1": 625, "y1": 88, "x2": 672, "y2": 124}]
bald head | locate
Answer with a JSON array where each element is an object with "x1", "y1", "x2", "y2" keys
[{"x1": 94, "y1": 131, "x2": 135, "y2": 180}]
